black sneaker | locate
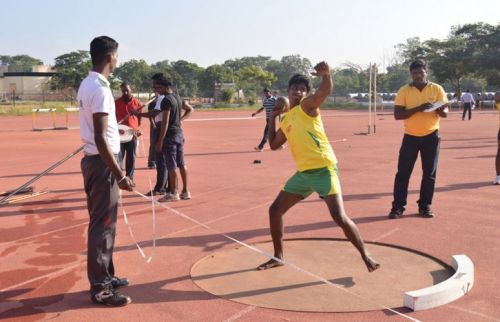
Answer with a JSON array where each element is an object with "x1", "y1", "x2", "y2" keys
[
  {"x1": 419, "y1": 206, "x2": 434, "y2": 218},
  {"x1": 111, "y1": 276, "x2": 129, "y2": 289},
  {"x1": 91, "y1": 286, "x2": 132, "y2": 307},
  {"x1": 388, "y1": 205, "x2": 405, "y2": 219},
  {"x1": 145, "y1": 190, "x2": 164, "y2": 196}
]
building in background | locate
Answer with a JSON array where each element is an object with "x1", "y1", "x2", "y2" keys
[{"x1": 0, "y1": 65, "x2": 55, "y2": 101}]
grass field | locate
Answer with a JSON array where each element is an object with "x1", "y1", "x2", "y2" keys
[
  {"x1": 0, "y1": 100, "x2": 368, "y2": 117},
  {"x1": 0, "y1": 101, "x2": 76, "y2": 116}
]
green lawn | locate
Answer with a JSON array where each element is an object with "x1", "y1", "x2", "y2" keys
[
  {"x1": 0, "y1": 100, "x2": 374, "y2": 116},
  {"x1": 0, "y1": 101, "x2": 77, "y2": 116}
]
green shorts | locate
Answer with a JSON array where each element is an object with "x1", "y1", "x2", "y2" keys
[{"x1": 283, "y1": 165, "x2": 341, "y2": 198}]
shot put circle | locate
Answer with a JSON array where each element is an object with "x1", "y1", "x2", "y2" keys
[{"x1": 190, "y1": 238, "x2": 453, "y2": 312}]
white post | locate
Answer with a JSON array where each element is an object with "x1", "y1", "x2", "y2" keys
[
  {"x1": 373, "y1": 64, "x2": 377, "y2": 133},
  {"x1": 368, "y1": 63, "x2": 372, "y2": 134}
]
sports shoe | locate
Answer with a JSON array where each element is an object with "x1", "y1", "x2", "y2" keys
[
  {"x1": 419, "y1": 206, "x2": 435, "y2": 218},
  {"x1": 91, "y1": 286, "x2": 132, "y2": 307},
  {"x1": 111, "y1": 276, "x2": 129, "y2": 289},
  {"x1": 388, "y1": 205, "x2": 405, "y2": 219},
  {"x1": 254, "y1": 146, "x2": 263, "y2": 152},
  {"x1": 158, "y1": 192, "x2": 180, "y2": 202},
  {"x1": 145, "y1": 190, "x2": 164, "y2": 196},
  {"x1": 494, "y1": 175, "x2": 500, "y2": 185},
  {"x1": 180, "y1": 191, "x2": 191, "y2": 200}
]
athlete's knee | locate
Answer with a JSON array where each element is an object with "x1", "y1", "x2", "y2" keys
[
  {"x1": 269, "y1": 202, "x2": 284, "y2": 217},
  {"x1": 269, "y1": 204, "x2": 279, "y2": 216},
  {"x1": 329, "y1": 207, "x2": 350, "y2": 227},
  {"x1": 331, "y1": 214, "x2": 345, "y2": 226}
]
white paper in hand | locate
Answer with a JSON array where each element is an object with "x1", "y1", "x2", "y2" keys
[{"x1": 424, "y1": 101, "x2": 447, "y2": 113}]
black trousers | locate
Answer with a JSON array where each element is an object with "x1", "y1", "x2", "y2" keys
[
  {"x1": 392, "y1": 130, "x2": 440, "y2": 208},
  {"x1": 462, "y1": 102, "x2": 472, "y2": 120},
  {"x1": 257, "y1": 120, "x2": 270, "y2": 149},
  {"x1": 148, "y1": 121, "x2": 158, "y2": 166},
  {"x1": 153, "y1": 125, "x2": 168, "y2": 193},
  {"x1": 81, "y1": 154, "x2": 119, "y2": 295},
  {"x1": 119, "y1": 137, "x2": 137, "y2": 179}
]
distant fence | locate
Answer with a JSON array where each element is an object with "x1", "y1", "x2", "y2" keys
[
  {"x1": 2, "y1": 91, "x2": 496, "y2": 111},
  {"x1": 0, "y1": 91, "x2": 220, "y2": 111},
  {"x1": 0, "y1": 90, "x2": 76, "y2": 103}
]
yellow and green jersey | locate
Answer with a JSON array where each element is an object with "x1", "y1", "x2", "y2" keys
[{"x1": 279, "y1": 105, "x2": 337, "y2": 172}]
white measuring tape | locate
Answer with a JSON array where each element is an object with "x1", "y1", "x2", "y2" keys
[
  {"x1": 139, "y1": 135, "x2": 147, "y2": 158},
  {"x1": 119, "y1": 177, "x2": 156, "y2": 263},
  {"x1": 129, "y1": 189, "x2": 421, "y2": 321}
]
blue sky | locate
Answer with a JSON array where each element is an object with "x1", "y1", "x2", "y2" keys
[{"x1": 1, "y1": 0, "x2": 498, "y2": 70}]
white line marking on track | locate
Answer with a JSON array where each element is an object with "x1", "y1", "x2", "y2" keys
[
  {"x1": 0, "y1": 262, "x2": 83, "y2": 293},
  {"x1": 194, "y1": 181, "x2": 249, "y2": 198},
  {"x1": 448, "y1": 304, "x2": 500, "y2": 322},
  {"x1": 1, "y1": 181, "x2": 258, "y2": 246},
  {"x1": 1, "y1": 221, "x2": 88, "y2": 246},
  {"x1": 0, "y1": 200, "x2": 271, "y2": 292},
  {"x1": 372, "y1": 228, "x2": 400, "y2": 242},
  {"x1": 162, "y1": 200, "x2": 272, "y2": 238},
  {"x1": 186, "y1": 117, "x2": 256, "y2": 122},
  {"x1": 222, "y1": 305, "x2": 256, "y2": 322}
]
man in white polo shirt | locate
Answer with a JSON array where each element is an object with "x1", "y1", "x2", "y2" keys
[
  {"x1": 461, "y1": 89, "x2": 475, "y2": 121},
  {"x1": 78, "y1": 36, "x2": 134, "y2": 307}
]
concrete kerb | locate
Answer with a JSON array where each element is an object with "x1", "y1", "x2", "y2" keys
[{"x1": 404, "y1": 254, "x2": 474, "y2": 311}]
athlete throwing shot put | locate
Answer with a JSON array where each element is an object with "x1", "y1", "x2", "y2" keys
[{"x1": 257, "y1": 61, "x2": 379, "y2": 272}]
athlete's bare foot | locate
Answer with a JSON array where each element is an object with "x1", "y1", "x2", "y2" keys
[
  {"x1": 363, "y1": 255, "x2": 380, "y2": 272},
  {"x1": 257, "y1": 258, "x2": 284, "y2": 270}
]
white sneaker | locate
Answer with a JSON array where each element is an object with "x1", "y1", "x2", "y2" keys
[
  {"x1": 180, "y1": 191, "x2": 191, "y2": 200},
  {"x1": 494, "y1": 175, "x2": 500, "y2": 185},
  {"x1": 158, "y1": 192, "x2": 180, "y2": 202}
]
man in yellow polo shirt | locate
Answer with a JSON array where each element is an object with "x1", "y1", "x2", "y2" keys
[
  {"x1": 257, "y1": 61, "x2": 379, "y2": 273},
  {"x1": 389, "y1": 60, "x2": 448, "y2": 219},
  {"x1": 494, "y1": 92, "x2": 500, "y2": 185}
]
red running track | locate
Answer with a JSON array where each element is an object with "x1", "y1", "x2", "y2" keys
[{"x1": 0, "y1": 110, "x2": 499, "y2": 321}]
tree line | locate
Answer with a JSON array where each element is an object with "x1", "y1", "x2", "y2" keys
[
  {"x1": 48, "y1": 53, "x2": 313, "y2": 102},
  {"x1": 335, "y1": 22, "x2": 499, "y2": 97},
  {"x1": 1, "y1": 22, "x2": 498, "y2": 101}
]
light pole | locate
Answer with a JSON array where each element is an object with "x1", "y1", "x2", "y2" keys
[{"x1": 9, "y1": 83, "x2": 17, "y2": 110}]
